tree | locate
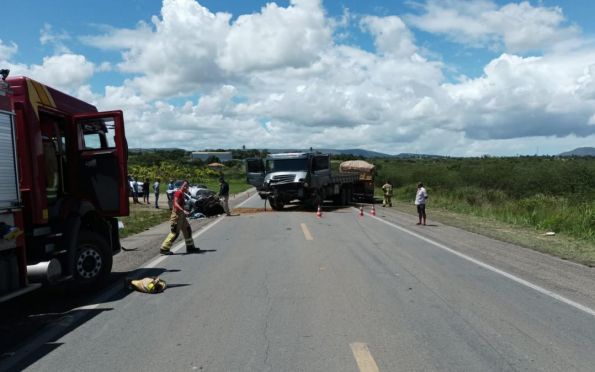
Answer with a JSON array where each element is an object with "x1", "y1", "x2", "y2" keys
[{"x1": 206, "y1": 155, "x2": 221, "y2": 164}]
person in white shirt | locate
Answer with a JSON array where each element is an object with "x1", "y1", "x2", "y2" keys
[
  {"x1": 153, "y1": 178, "x2": 160, "y2": 208},
  {"x1": 415, "y1": 182, "x2": 428, "y2": 225}
]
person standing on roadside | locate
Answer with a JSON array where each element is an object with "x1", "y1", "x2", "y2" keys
[
  {"x1": 381, "y1": 180, "x2": 393, "y2": 207},
  {"x1": 131, "y1": 177, "x2": 140, "y2": 204},
  {"x1": 160, "y1": 180, "x2": 199, "y2": 254},
  {"x1": 153, "y1": 178, "x2": 160, "y2": 208},
  {"x1": 143, "y1": 178, "x2": 150, "y2": 204},
  {"x1": 415, "y1": 182, "x2": 428, "y2": 225},
  {"x1": 166, "y1": 179, "x2": 175, "y2": 209},
  {"x1": 218, "y1": 176, "x2": 231, "y2": 216}
]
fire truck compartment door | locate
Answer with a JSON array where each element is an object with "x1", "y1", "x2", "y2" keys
[
  {"x1": 72, "y1": 111, "x2": 128, "y2": 216},
  {"x1": 0, "y1": 111, "x2": 20, "y2": 209}
]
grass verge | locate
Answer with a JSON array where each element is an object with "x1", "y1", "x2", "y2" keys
[
  {"x1": 387, "y1": 199, "x2": 595, "y2": 267},
  {"x1": 119, "y1": 202, "x2": 171, "y2": 239}
]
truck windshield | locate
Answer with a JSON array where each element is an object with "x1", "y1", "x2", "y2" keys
[{"x1": 266, "y1": 158, "x2": 308, "y2": 172}]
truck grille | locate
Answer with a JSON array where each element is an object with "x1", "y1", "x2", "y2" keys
[{"x1": 271, "y1": 174, "x2": 295, "y2": 183}]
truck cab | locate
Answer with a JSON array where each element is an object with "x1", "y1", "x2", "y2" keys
[
  {"x1": 1, "y1": 74, "x2": 129, "y2": 297},
  {"x1": 246, "y1": 152, "x2": 340, "y2": 209}
]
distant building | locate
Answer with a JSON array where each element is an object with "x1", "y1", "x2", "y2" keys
[{"x1": 191, "y1": 151, "x2": 233, "y2": 162}]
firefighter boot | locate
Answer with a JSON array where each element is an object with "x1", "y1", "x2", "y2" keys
[{"x1": 186, "y1": 245, "x2": 201, "y2": 253}]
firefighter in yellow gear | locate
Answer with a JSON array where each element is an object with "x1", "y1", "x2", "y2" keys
[
  {"x1": 382, "y1": 181, "x2": 393, "y2": 207},
  {"x1": 160, "y1": 180, "x2": 200, "y2": 254}
]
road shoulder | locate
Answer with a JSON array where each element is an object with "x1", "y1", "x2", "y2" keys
[{"x1": 373, "y1": 202, "x2": 595, "y2": 312}]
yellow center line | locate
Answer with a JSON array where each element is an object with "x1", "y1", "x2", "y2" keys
[
  {"x1": 350, "y1": 342, "x2": 380, "y2": 372},
  {"x1": 300, "y1": 223, "x2": 313, "y2": 241}
]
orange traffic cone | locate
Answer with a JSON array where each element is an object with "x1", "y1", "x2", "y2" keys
[
  {"x1": 359, "y1": 205, "x2": 364, "y2": 217},
  {"x1": 316, "y1": 205, "x2": 322, "y2": 218},
  {"x1": 371, "y1": 205, "x2": 376, "y2": 216}
]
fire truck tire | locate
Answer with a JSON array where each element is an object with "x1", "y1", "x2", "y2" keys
[{"x1": 72, "y1": 230, "x2": 113, "y2": 290}]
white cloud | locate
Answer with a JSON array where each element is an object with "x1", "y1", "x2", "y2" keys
[
  {"x1": 81, "y1": 0, "x2": 331, "y2": 99},
  {"x1": 6, "y1": 0, "x2": 592, "y2": 156},
  {"x1": 444, "y1": 52, "x2": 595, "y2": 140},
  {"x1": 83, "y1": 0, "x2": 594, "y2": 156},
  {"x1": 5, "y1": 54, "x2": 95, "y2": 93},
  {"x1": 576, "y1": 64, "x2": 595, "y2": 100},
  {"x1": 406, "y1": 0, "x2": 580, "y2": 53},
  {"x1": 29, "y1": 55, "x2": 94, "y2": 92},
  {"x1": 40, "y1": 23, "x2": 72, "y2": 54},
  {"x1": 83, "y1": 0, "x2": 231, "y2": 98},
  {"x1": 218, "y1": 0, "x2": 332, "y2": 72},
  {"x1": 360, "y1": 15, "x2": 417, "y2": 57},
  {"x1": 0, "y1": 39, "x2": 18, "y2": 60}
]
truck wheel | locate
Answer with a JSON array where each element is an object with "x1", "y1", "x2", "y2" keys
[
  {"x1": 309, "y1": 193, "x2": 323, "y2": 211},
  {"x1": 72, "y1": 230, "x2": 113, "y2": 291},
  {"x1": 340, "y1": 188, "x2": 349, "y2": 205},
  {"x1": 269, "y1": 198, "x2": 284, "y2": 210},
  {"x1": 345, "y1": 188, "x2": 353, "y2": 205},
  {"x1": 333, "y1": 188, "x2": 346, "y2": 206}
]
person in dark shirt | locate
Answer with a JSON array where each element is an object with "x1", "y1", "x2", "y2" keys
[
  {"x1": 218, "y1": 176, "x2": 231, "y2": 216},
  {"x1": 143, "y1": 178, "x2": 150, "y2": 204}
]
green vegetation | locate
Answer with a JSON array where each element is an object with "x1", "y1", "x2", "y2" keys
[
  {"x1": 124, "y1": 151, "x2": 594, "y2": 264},
  {"x1": 374, "y1": 156, "x2": 595, "y2": 246},
  {"x1": 119, "y1": 204, "x2": 171, "y2": 238},
  {"x1": 122, "y1": 150, "x2": 253, "y2": 236},
  {"x1": 128, "y1": 149, "x2": 251, "y2": 194}
]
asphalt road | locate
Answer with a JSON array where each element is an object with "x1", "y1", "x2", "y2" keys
[{"x1": 2, "y1": 194, "x2": 595, "y2": 371}]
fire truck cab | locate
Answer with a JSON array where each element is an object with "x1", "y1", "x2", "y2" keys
[{"x1": 0, "y1": 71, "x2": 129, "y2": 302}]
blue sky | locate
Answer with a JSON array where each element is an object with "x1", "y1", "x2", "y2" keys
[{"x1": 2, "y1": 0, "x2": 595, "y2": 156}]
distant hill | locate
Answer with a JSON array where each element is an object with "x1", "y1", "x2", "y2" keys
[
  {"x1": 559, "y1": 147, "x2": 595, "y2": 157},
  {"x1": 268, "y1": 148, "x2": 392, "y2": 158},
  {"x1": 393, "y1": 153, "x2": 445, "y2": 159},
  {"x1": 129, "y1": 148, "x2": 186, "y2": 153},
  {"x1": 130, "y1": 147, "x2": 448, "y2": 159},
  {"x1": 320, "y1": 148, "x2": 391, "y2": 158}
]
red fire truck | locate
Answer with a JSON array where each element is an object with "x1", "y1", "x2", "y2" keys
[{"x1": 0, "y1": 70, "x2": 129, "y2": 302}]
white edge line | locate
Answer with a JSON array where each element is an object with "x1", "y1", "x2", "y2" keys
[
  {"x1": 359, "y1": 208, "x2": 595, "y2": 318},
  {"x1": 350, "y1": 342, "x2": 379, "y2": 372},
  {"x1": 0, "y1": 193, "x2": 259, "y2": 370}
]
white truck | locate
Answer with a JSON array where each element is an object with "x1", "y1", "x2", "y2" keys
[{"x1": 245, "y1": 152, "x2": 369, "y2": 210}]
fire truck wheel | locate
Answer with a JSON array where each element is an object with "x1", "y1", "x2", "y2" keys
[{"x1": 73, "y1": 230, "x2": 113, "y2": 290}]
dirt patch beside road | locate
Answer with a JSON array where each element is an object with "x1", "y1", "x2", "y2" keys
[{"x1": 233, "y1": 207, "x2": 267, "y2": 214}]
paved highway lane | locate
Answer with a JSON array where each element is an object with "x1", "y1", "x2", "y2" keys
[{"x1": 6, "y1": 195, "x2": 595, "y2": 371}]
